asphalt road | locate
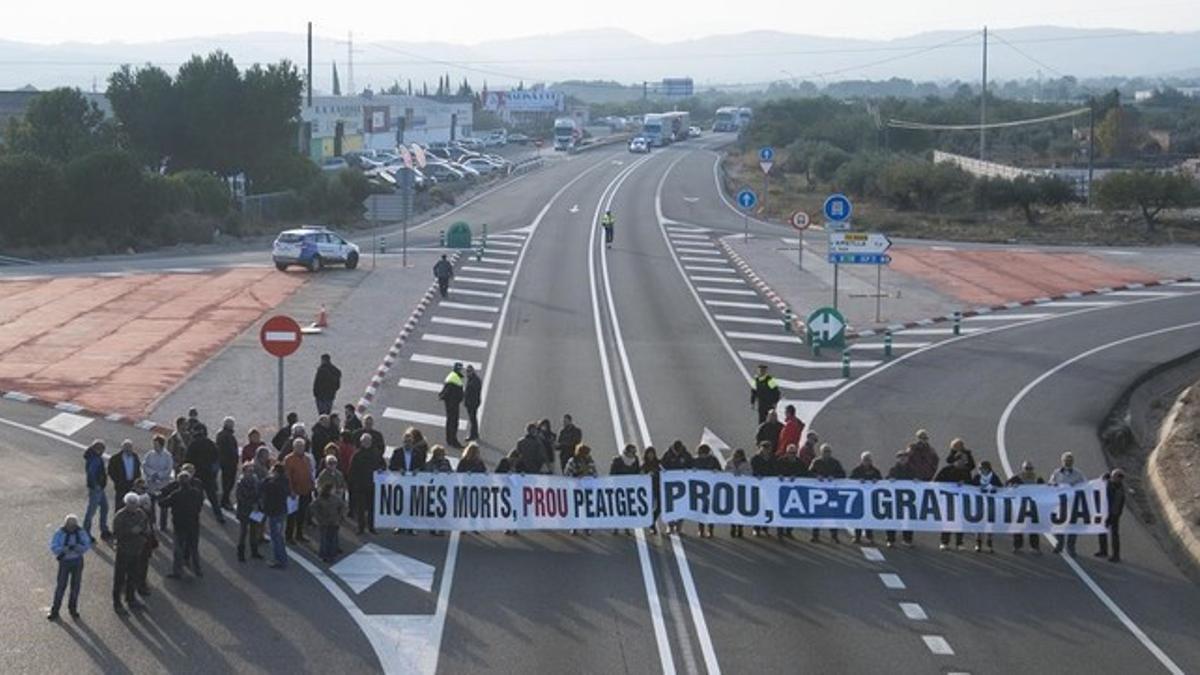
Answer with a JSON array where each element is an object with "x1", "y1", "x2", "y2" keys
[{"x1": 5, "y1": 132, "x2": 1200, "y2": 674}]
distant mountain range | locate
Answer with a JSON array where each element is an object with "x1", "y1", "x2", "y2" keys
[{"x1": 1, "y1": 26, "x2": 1198, "y2": 94}]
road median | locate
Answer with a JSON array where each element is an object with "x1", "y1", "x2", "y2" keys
[{"x1": 1146, "y1": 376, "x2": 1200, "y2": 572}]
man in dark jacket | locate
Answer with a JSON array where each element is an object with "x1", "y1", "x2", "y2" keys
[
  {"x1": 464, "y1": 365, "x2": 483, "y2": 442},
  {"x1": 808, "y1": 443, "x2": 846, "y2": 542},
  {"x1": 313, "y1": 354, "x2": 342, "y2": 415},
  {"x1": 107, "y1": 440, "x2": 142, "y2": 507},
  {"x1": 934, "y1": 457, "x2": 973, "y2": 550},
  {"x1": 885, "y1": 449, "x2": 918, "y2": 547},
  {"x1": 388, "y1": 431, "x2": 427, "y2": 474},
  {"x1": 515, "y1": 423, "x2": 548, "y2": 474},
  {"x1": 111, "y1": 493, "x2": 148, "y2": 612},
  {"x1": 850, "y1": 452, "x2": 883, "y2": 543},
  {"x1": 349, "y1": 433, "x2": 386, "y2": 534},
  {"x1": 439, "y1": 363, "x2": 465, "y2": 448},
  {"x1": 343, "y1": 404, "x2": 363, "y2": 434},
  {"x1": 261, "y1": 464, "x2": 291, "y2": 568},
  {"x1": 83, "y1": 441, "x2": 111, "y2": 541},
  {"x1": 750, "y1": 364, "x2": 782, "y2": 424},
  {"x1": 311, "y1": 414, "x2": 337, "y2": 462},
  {"x1": 215, "y1": 417, "x2": 240, "y2": 509},
  {"x1": 1007, "y1": 461, "x2": 1044, "y2": 553},
  {"x1": 183, "y1": 424, "x2": 226, "y2": 524},
  {"x1": 1095, "y1": 469, "x2": 1126, "y2": 562},
  {"x1": 272, "y1": 412, "x2": 300, "y2": 452},
  {"x1": 361, "y1": 415, "x2": 386, "y2": 454},
  {"x1": 773, "y1": 444, "x2": 808, "y2": 540},
  {"x1": 556, "y1": 414, "x2": 583, "y2": 472},
  {"x1": 160, "y1": 471, "x2": 205, "y2": 578},
  {"x1": 433, "y1": 254, "x2": 454, "y2": 297},
  {"x1": 755, "y1": 410, "x2": 783, "y2": 454},
  {"x1": 907, "y1": 429, "x2": 939, "y2": 481},
  {"x1": 750, "y1": 442, "x2": 776, "y2": 537}
]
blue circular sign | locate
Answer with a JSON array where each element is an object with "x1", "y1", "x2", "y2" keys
[
  {"x1": 759, "y1": 146, "x2": 775, "y2": 162},
  {"x1": 736, "y1": 188, "x2": 757, "y2": 210},
  {"x1": 823, "y1": 193, "x2": 852, "y2": 222}
]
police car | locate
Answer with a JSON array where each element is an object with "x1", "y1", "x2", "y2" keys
[{"x1": 272, "y1": 226, "x2": 361, "y2": 272}]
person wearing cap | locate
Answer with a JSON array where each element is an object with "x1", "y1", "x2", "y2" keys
[
  {"x1": 850, "y1": 452, "x2": 882, "y2": 543},
  {"x1": 971, "y1": 460, "x2": 1003, "y2": 553},
  {"x1": 755, "y1": 409, "x2": 783, "y2": 454},
  {"x1": 1049, "y1": 451, "x2": 1086, "y2": 556},
  {"x1": 1006, "y1": 461, "x2": 1044, "y2": 553},
  {"x1": 1095, "y1": 469, "x2": 1127, "y2": 562},
  {"x1": 313, "y1": 353, "x2": 342, "y2": 416},
  {"x1": 750, "y1": 364, "x2": 782, "y2": 424},
  {"x1": 82, "y1": 440, "x2": 111, "y2": 541},
  {"x1": 111, "y1": 492, "x2": 148, "y2": 613},
  {"x1": 47, "y1": 514, "x2": 91, "y2": 620},
  {"x1": 434, "y1": 253, "x2": 454, "y2": 297},
  {"x1": 160, "y1": 469, "x2": 205, "y2": 579},
  {"x1": 908, "y1": 429, "x2": 939, "y2": 481},
  {"x1": 776, "y1": 405, "x2": 805, "y2": 459},
  {"x1": 885, "y1": 448, "x2": 917, "y2": 547},
  {"x1": 439, "y1": 363, "x2": 465, "y2": 448},
  {"x1": 107, "y1": 439, "x2": 142, "y2": 507}
]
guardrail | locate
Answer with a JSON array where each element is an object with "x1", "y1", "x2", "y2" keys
[
  {"x1": 571, "y1": 133, "x2": 633, "y2": 155},
  {"x1": 0, "y1": 254, "x2": 36, "y2": 266}
]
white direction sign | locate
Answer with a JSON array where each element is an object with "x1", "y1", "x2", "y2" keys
[
  {"x1": 760, "y1": 160, "x2": 773, "y2": 174},
  {"x1": 827, "y1": 232, "x2": 892, "y2": 255}
]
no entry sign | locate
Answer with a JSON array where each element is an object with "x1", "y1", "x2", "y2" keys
[{"x1": 260, "y1": 315, "x2": 302, "y2": 358}]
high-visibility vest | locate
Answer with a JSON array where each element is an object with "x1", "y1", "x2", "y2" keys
[
  {"x1": 445, "y1": 371, "x2": 463, "y2": 387},
  {"x1": 601, "y1": 214, "x2": 615, "y2": 228}
]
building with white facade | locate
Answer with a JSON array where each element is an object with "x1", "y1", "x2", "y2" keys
[{"x1": 300, "y1": 93, "x2": 473, "y2": 160}]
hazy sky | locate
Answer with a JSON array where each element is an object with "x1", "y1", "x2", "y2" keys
[{"x1": 4, "y1": 0, "x2": 1198, "y2": 44}]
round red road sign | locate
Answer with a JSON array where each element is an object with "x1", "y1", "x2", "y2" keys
[
  {"x1": 790, "y1": 211, "x2": 811, "y2": 231},
  {"x1": 260, "y1": 315, "x2": 303, "y2": 358}
]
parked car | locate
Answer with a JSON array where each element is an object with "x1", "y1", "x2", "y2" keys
[
  {"x1": 450, "y1": 162, "x2": 481, "y2": 180},
  {"x1": 460, "y1": 157, "x2": 499, "y2": 175},
  {"x1": 507, "y1": 132, "x2": 531, "y2": 145},
  {"x1": 482, "y1": 130, "x2": 507, "y2": 147},
  {"x1": 320, "y1": 157, "x2": 350, "y2": 172},
  {"x1": 272, "y1": 226, "x2": 360, "y2": 272},
  {"x1": 688, "y1": 125, "x2": 702, "y2": 138},
  {"x1": 629, "y1": 137, "x2": 650, "y2": 153},
  {"x1": 457, "y1": 137, "x2": 485, "y2": 150},
  {"x1": 422, "y1": 162, "x2": 467, "y2": 182}
]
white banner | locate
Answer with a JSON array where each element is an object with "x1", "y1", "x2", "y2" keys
[
  {"x1": 660, "y1": 472, "x2": 1109, "y2": 534},
  {"x1": 374, "y1": 473, "x2": 653, "y2": 530}
]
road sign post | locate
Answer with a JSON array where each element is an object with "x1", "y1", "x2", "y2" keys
[
  {"x1": 260, "y1": 315, "x2": 303, "y2": 428},
  {"x1": 736, "y1": 188, "x2": 757, "y2": 243},
  {"x1": 823, "y1": 194, "x2": 853, "y2": 308},
  {"x1": 759, "y1": 147, "x2": 774, "y2": 215},
  {"x1": 790, "y1": 210, "x2": 809, "y2": 270}
]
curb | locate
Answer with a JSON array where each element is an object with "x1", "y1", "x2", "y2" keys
[
  {"x1": 0, "y1": 390, "x2": 172, "y2": 436},
  {"x1": 1146, "y1": 382, "x2": 1200, "y2": 571},
  {"x1": 356, "y1": 251, "x2": 464, "y2": 413},
  {"x1": 717, "y1": 239, "x2": 802, "y2": 332}
]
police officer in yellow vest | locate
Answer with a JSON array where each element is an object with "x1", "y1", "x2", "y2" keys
[
  {"x1": 439, "y1": 363, "x2": 465, "y2": 448},
  {"x1": 750, "y1": 364, "x2": 781, "y2": 424},
  {"x1": 601, "y1": 210, "x2": 615, "y2": 247}
]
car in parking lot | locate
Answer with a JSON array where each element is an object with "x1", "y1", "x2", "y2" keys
[
  {"x1": 461, "y1": 157, "x2": 500, "y2": 175},
  {"x1": 272, "y1": 226, "x2": 361, "y2": 272},
  {"x1": 507, "y1": 132, "x2": 531, "y2": 145},
  {"x1": 422, "y1": 162, "x2": 467, "y2": 182},
  {"x1": 629, "y1": 137, "x2": 650, "y2": 153}
]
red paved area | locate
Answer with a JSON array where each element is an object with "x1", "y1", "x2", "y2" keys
[
  {"x1": 0, "y1": 269, "x2": 305, "y2": 416},
  {"x1": 889, "y1": 248, "x2": 1158, "y2": 306}
]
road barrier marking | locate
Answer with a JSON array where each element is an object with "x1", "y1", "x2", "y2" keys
[
  {"x1": 922, "y1": 636, "x2": 954, "y2": 655},
  {"x1": 453, "y1": 276, "x2": 508, "y2": 286},
  {"x1": 697, "y1": 287, "x2": 757, "y2": 296},
  {"x1": 900, "y1": 602, "x2": 928, "y2": 620},
  {"x1": 714, "y1": 315, "x2": 780, "y2": 325},
  {"x1": 431, "y1": 317, "x2": 494, "y2": 329},
  {"x1": 440, "y1": 301, "x2": 500, "y2": 313},
  {"x1": 422, "y1": 334, "x2": 489, "y2": 349},
  {"x1": 397, "y1": 378, "x2": 442, "y2": 393},
  {"x1": 706, "y1": 300, "x2": 771, "y2": 310},
  {"x1": 690, "y1": 276, "x2": 745, "y2": 285},
  {"x1": 410, "y1": 354, "x2": 483, "y2": 370},
  {"x1": 40, "y1": 412, "x2": 93, "y2": 437},
  {"x1": 382, "y1": 407, "x2": 468, "y2": 431},
  {"x1": 880, "y1": 573, "x2": 906, "y2": 589},
  {"x1": 725, "y1": 331, "x2": 804, "y2": 344}
]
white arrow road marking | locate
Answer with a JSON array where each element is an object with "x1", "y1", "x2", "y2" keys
[
  {"x1": 40, "y1": 412, "x2": 93, "y2": 436},
  {"x1": 331, "y1": 543, "x2": 437, "y2": 593},
  {"x1": 569, "y1": 204, "x2": 579, "y2": 213}
]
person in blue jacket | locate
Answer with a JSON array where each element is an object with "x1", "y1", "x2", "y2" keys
[
  {"x1": 48, "y1": 514, "x2": 92, "y2": 620},
  {"x1": 82, "y1": 441, "x2": 111, "y2": 541}
]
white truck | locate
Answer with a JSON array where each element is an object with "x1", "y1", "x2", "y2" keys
[
  {"x1": 553, "y1": 117, "x2": 579, "y2": 151},
  {"x1": 642, "y1": 111, "x2": 691, "y2": 147},
  {"x1": 713, "y1": 106, "x2": 739, "y2": 132}
]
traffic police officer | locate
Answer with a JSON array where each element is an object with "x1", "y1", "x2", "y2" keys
[
  {"x1": 601, "y1": 210, "x2": 615, "y2": 247},
  {"x1": 439, "y1": 362, "x2": 465, "y2": 448},
  {"x1": 750, "y1": 364, "x2": 781, "y2": 424}
]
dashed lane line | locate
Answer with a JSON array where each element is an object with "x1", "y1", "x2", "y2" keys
[
  {"x1": 900, "y1": 603, "x2": 929, "y2": 620},
  {"x1": 860, "y1": 547, "x2": 886, "y2": 562},
  {"x1": 879, "y1": 573, "x2": 906, "y2": 590},
  {"x1": 922, "y1": 636, "x2": 955, "y2": 656}
]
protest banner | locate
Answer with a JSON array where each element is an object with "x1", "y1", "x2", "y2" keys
[
  {"x1": 660, "y1": 472, "x2": 1109, "y2": 534},
  {"x1": 375, "y1": 472, "x2": 653, "y2": 530}
]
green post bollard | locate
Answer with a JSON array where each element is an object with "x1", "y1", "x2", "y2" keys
[
  {"x1": 809, "y1": 331, "x2": 821, "y2": 357},
  {"x1": 782, "y1": 307, "x2": 794, "y2": 333},
  {"x1": 439, "y1": 229, "x2": 446, "y2": 248},
  {"x1": 482, "y1": 223, "x2": 488, "y2": 249},
  {"x1": 380, "y1": 235, "x2": 387, "y2": 254},
  {"x1": 953, "y1": 310, "x2": 962, "y2": 336},
  {"x1": 884, "y1": 330, "x2": 893, "y2": 359},
  {"x1": 476, "y1": 245, "x2": 484, "y2": 261},
  {"x1": 841, "y1": 347, "x2": 851, "y2": 378}
]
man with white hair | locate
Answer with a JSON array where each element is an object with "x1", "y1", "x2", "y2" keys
[
  {"x1": 111, "y1": 492, "x2": 148, "y2": 613},
  {"x1": 850, "y1": 452, "x2": 883, "y2": 543},
  {"x1": 107, "y1": 439, "x2": 142, "y2": 506},
  {"x1": 48, "y1": 514, "x2": 92, "y2": 620},
  {"x1": 1049, "y1": 451, "x2": 1086, "y2": 556},
  {"x1": 160, "y1": 469, "x2": 205, "y2": 579}
]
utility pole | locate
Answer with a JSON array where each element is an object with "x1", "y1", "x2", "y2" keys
[
  {"x1": 347, "y1": 31, "x2": 355, "y2": 97},
  {"x1": 306, "y1": 22, "x2": 313, "y2": 107},
  {"x1": 980, "y1": 26, "x2": 988, "y2": 161},
  {"x1": 1087, "y1": 97, "x2": 1096, "y2": 205}
]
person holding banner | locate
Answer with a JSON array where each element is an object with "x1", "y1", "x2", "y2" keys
[
  {"x1": 774, "y1": 444, "x2": 808, "y2": 540},
  {"x1": 850, "y1": 452, "x2": 882, "y2": 543},
  {"x1": 885, "y1": 449, "x2": 916, "y2": 548},
  {"x1": 971, "y1": 461, "x2": 1004, "y2": 553},
  {"x1": 564, "y1": 444, "x2": 598, "y2": 535},
  {"x1": 776, "y1": 406, "x2": 804, "y2": 458},
  {"x1": 750, "y1": 442, "x2": 776, "y2": 537},
  {"x1": 609, "y1": 444, "x2": 641, "y2": 535},
  {"x1": 349, "y1": 433, "x2": 385, "y2": 535},
  {"x1": 935, "y1": 456, "x2": 972, "y2": 550},
  {"x1": 1095, "y1": 469, "x2": 1126, "y2": 563},
  {"x1": 908, "y1": 430, "x2": 940, "y2": 481},
  {"x1": 755, "y1": 410, "x2": 783, "y2": 453},
  {"x1": 1049, "y1": 452, "x2": 1086, "y2": 556},
  {"x1": 424, "y1": 446, "x2": 453, "y2": 536},
  {"x1": 641, "y1": 447, "x2": 662, "y2": 535},
  {"x1": 457, "y1": 443, "x2": 488, "y2": 473},
  {"x1": 1006, "y1": 461, "x2": 1044, "y2": 553},
  {"x1": 661, "y1": 442, "x2": 695, "y2": 536},
  {"x1": 693, "y1": 445, "x2": 722, "y2": 538},
  {"x1": 725, "y1": 448, "x2": 752, "y2": 538},
  {"x1": 809, "y1": 444, "x2": 846, "y2": 543}
]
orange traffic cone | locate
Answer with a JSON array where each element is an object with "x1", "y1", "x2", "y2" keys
[{"x1": 315, "y1": 304, "x2": 328, "y2": 328}]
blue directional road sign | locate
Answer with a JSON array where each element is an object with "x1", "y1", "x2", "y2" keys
[
  {"x1": 823, "y1": 193, "x2": 852, "y2": 222},
  {"x1": 736, "y1": 188, "x2": 758, "y2": 210},
  {"x1": 827, "y1": 253, "x2": 892, "y2": 265},
  {"x1": 759, "y1": 146, "x2": 775, "y2": 162}
]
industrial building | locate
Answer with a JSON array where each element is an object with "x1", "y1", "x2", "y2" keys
[{"x1": 300, "y1": 93, "x2": 474, "y2": 160}]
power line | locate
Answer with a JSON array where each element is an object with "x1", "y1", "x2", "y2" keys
[
  {"x1": 886, "y1": 106, "x2": 1090, "y2": 131},
  {"x1": 991, "y1": 31, "x2": 1067, "y2": 79}
]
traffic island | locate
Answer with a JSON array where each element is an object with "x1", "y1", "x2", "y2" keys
[{"x1": 1146, "y1": 376, "x2": 1200, "y2": 573}]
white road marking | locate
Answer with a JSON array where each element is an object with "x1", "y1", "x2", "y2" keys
[
  {"x1": 965, "y1": 313, "x2": 1052, "y2": 321},
  {"x1": 714, "y1": 315, "x2": 780, "y2": 325},
  {"x1": 676, "y1": 248, "x2": 722, "y2": 256},
  {"x1": 922, "y1": 636, "x2": 955, "y2": 655},
  {"x1": 697, "y1": 287, "x2": 757, "y2": 296},
  {"x1": 861, "y1": 547, "x2": 885, "y2": 562},
  {"x1": 431, "y1": 317, "x2": 494, "y2": 329},
  {"x1": 690, "y1": 275, "x2": 745, "y2": 284},
  {"x1": 879, "y1": 573, "x2": 906, "y2": 589},
  {"x1": 475, "y1": 257, "x2": 515, "y2": 265},
  {"x1": 900, "y1": 602, "x2": 928, "y2": 620},
  {"x1": 1099, "y1": 250, "x2": 1139, "y2": 256},
  {"x1": 725, "y1": 331, "x2": 804, "y2": 344},
  {"x1": 706, "y1": 300, "x2": 771, "y2": 310},
  {"x1": 485, "y1": 240, "x2": 522, "y2": 248},
  {"x1": 454, "y1": 276, "x2": 508, "y2": 286},
  {"x1": 899, "y1": 327, "x2": 981, "y2": 335},
  {"x1": 422, "y1": 334, "x2": 489, "y2": 348},
  {"x1": 1040, "y1": 300, "x2": 1119, "y2": 307},
  {"x1": 398, "y1": 378, "x2": 442, "y2": 393},
  {"x1": 681, "y1": 255, "x2": 723, "y2": 263},
  {"x1": 740, "y1": 351, "x2": 881, "y2": 369},
  {"x1": 1105, "y1": 290, "x2": 1180, "y2": 297},
  {"x1": 777, "y1": 378, "x2": 845, "y2": 391},
  {"x1": 671, "y1": 233, "x2": 711, "y2": 241},
  {"x1": 673, "y1": 238, "x2": 714, "y2": 246},
  {"x1": 459, "y1": 266, "x2": 510, "y2": 276},
  {"x1": 667, "y1": 225, "x2": 709, "y2": 233},
  {"x1": 331, "y1": 543, "x2": 436, "y2": 593},
  {"x1": 446, "y1": 288, "x2": 503, "y2": 299},
  {"x1": 486, "y1": 233, "x2": 526, "y2": 240},
  {"x1": 54, "y1": 402, "x2": 84, "y2": 413},
  {"x1": 478, "y1": 248, "x2": 518, "y2": 256},
  {"x1": 382, "y1": 408, "x2": 468, "y2": 431},
  {"x1": 1173, "y1": 281, "x2": 1200, "y2": 287},
  {"x1": 684, "y1": 266, "x2": 737, "y2": 274},
  {"x1": 995, "y1": 321, "x2": 1199, "y2": 675},
  {"x1": 440, "y1": 301, "x2": 499, "y2": 313},
  {"x1": 40, "y1": 412, "x2": 93, "y2": 437},
  {"x1": 671, "y1": 533, "x2": 722, "y2": 675},
  {"x1": 851, "y1": 341, "x2": 932, "y2": 350},
  {"x1": 410, "y1": 354, "x2": 482, "y2": 370}
]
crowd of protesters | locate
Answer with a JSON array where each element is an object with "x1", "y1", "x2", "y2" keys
[{"x1": 49, "y1": 362, "x2": 1128, "y2": 621}]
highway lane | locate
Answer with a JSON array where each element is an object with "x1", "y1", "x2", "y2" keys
[{"x1": 814, "y1": 292, "x2": 1200, "y2": 674}]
